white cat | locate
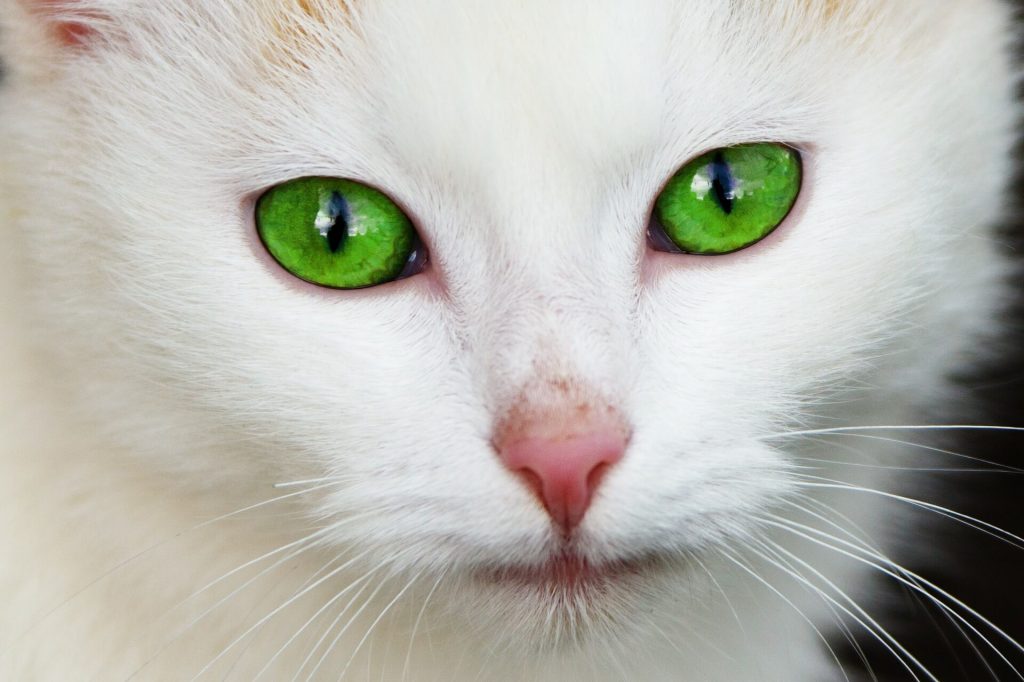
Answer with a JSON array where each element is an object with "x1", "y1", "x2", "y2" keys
[{"x1": 0, "y1": 1, "x2": 1019, "y2": 680}]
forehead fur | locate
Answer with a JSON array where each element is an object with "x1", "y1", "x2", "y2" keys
[{"x1": 247, "y1": 0, "x2": 945, "y2": 87}]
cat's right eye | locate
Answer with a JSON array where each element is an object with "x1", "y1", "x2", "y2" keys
[{"x1": 255, "y1": 177, "x2": 426, "y2": 289}]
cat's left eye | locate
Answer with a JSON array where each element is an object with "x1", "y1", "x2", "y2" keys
[
  {"x1": 648, "y1": 143, "x2": 802, "y2": 255},
  {"x1": 255, "y1": 177, "x2": 426, "y2": 289}
]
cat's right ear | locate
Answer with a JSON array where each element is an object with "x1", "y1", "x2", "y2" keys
[
  {"x1": 15, "y1": 0, "x2": 106, "y2": 44},
  {"x1": 1, "y1": 0, "x2": 109, "y2": 80},
  {"x1": 29, "y1": 1, "x2": 103, "y2": 47},
  {"x1": 2, "y1": 0, "x2": 111, "y2": 73}
]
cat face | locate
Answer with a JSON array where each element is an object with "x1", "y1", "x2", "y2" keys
[{"x1": 2, "y1": 0, "x2": 1015, "y2": 647}]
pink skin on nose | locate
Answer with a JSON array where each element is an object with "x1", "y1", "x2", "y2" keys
[{"x1": 497, "y1": 428, "x2": 627, "y2": 532}]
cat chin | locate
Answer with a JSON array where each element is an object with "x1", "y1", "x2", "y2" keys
[{"x1": 444, "y1": 551, "x2": 685, "y2": 653}]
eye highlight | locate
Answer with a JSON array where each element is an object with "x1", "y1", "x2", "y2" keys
[
  {"x1": 256, "y1": 177, "x2": 425, "y2": 289},
  {"x1": 649, "y1": 143, "x2": 802, "y2": 255}
]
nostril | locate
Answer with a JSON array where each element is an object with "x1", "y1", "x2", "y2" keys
[
  {"x1": 585, "y1": 461, "x2": 612, "y2": 501},
  {"x1": 516, "y1": 467, "x2": 545, "y2": 503}
]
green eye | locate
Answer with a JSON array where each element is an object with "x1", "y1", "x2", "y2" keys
[
  {"x1": 256, "y1": 177, "x2": 423, "y2": 289},
  {"x1": 651, "y1": 143, "x2": 802, "y2": 255}
]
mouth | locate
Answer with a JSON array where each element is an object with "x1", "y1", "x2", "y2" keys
[{"x1": 479, "y1": 551, "x2": 659, "y2": 596}]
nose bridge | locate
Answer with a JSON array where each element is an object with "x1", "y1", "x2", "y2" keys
[
  {"x1": 483, "y1": 194, "x2": 609, "y2": 331},
  {"x1": 452, "y1": 161, "x2": 635, "y2": 411},
  {"x1": 480, "y1": 275, "x2": 603, "y2": 397},
  {"x1": 466, "y1": 234, "x2": 632, "y2": 416}
]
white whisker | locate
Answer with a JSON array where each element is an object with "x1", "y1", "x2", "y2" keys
[
  {"x1": 273, "y1": 477, "x2": 350, "y2": 490},
  {"x1": 746, "y1": 538, "x2": 935, "y2": 682},
  {"x1": 792, "y1": 431, "x2": 1024, "y2": 474},
  {"x1": 290, "y1": 573, "x2": 380, "y2": 682},
  {"x1": 717, "y1": 547, "x2": 854, "y2": 682},
  {"x1": 337, "y1": 569, "x2": 425, "y2": 680},
  {"x1": 401, "y1": 570, "x2": 446, "y2": 682},
  {"x1": 250, "y1": 556, "x2": 381, "y2": 681},
  {"x1": 763, "y1": 513, "x2": 1024, "y2": 678},
  {"x1": 792, "y1": 476, "x2": 1024, "y2": 551},
  {"x1": 763, "y1": 424, "x2": 1024, "y2": 439},
  {"x1": 125, "y1": 529, "x2": 336, "y2": 680},
  {"x1": 189, "y1": 547, "x2": 376, "y2": 680},
  {"x1": 301, "y1": 571, "x2": 394, "y2": 682}
]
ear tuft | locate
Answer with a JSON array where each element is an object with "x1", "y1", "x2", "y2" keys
[{"x1": 23, "y1": 1, "x2": 101, "y2": 47}]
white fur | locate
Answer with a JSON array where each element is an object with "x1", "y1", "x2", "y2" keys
[{"x1": 0, "y1": 0, "x2": 1018, "y2": 679}]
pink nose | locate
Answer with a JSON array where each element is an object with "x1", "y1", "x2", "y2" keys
[{"x1": 498, "y1": 429, "x2": 627, "y2": 531}]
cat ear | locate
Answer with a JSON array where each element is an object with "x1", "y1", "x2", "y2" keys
[{"x1": 13, "y1": 0, "x2": 105, "y2": 47}]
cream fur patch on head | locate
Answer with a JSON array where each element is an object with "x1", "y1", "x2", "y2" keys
[{"x1": 256, "y1": 0, "x2": 358, "y2": 72}]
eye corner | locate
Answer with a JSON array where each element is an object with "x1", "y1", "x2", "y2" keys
[
  {"x1": 645, "y1": 214, "x2": 686, "y2": 254},
  {"x1": 392, "y1": 236, "x2": 431, "y2": 282}
]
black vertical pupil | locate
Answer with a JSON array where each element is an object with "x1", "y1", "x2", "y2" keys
[
  {"x1": 709, "y1": 152, "x2": 735, "y2": 215},
  {"x1": 325, "y1": 192, "x2": 348, "y2": 253},
  {"x1": 326, "y1": 220, "x2": 346, "y2": 253}
]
